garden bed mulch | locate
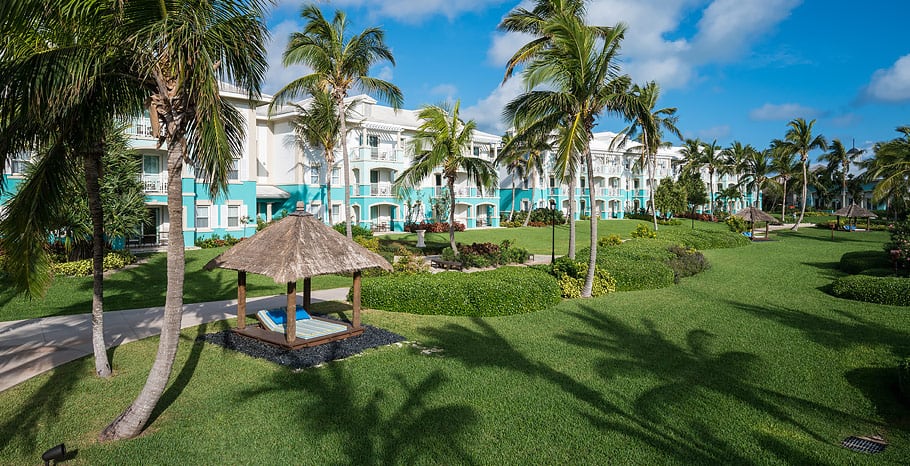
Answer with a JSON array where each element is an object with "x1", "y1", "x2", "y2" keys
[{"x1": 198, "y1": 322, "x2": 405, "y2": 369}]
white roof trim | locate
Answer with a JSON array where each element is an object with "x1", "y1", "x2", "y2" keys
[{"x1": 256, "y1": 185, "x2": 291, "y2": 199}]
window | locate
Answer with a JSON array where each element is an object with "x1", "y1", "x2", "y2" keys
[
  {"x1": 227, "y1": 205, "x2": 240, "y2": 228},
  {"x1": 309, "y1": 166, "x2": 319, "y2": 184},
  {"x1": 10, "y1": 152, "x2": 30, "y2": 175},
  {"x1": 332, "y1": 168, "x2": 340, "y2": 185},
  {"x1": 368, "y1": 135, "x2": 379, "y2": 147},
  {"x1": 473, "y1": 146, "x2": 481, "y2": 157},
  {"x1": 228, "y1": 157, "x2": 240, "y2": 181},
  {"x1": 332, "y1": 204, "x2": 340, "y2": 219},
  {"x1": 196, "y1": 205, "x2": 210, "y2": 229}
]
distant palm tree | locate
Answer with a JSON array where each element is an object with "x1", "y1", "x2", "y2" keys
[
  {"x1": 772, "y1": 118, "x2": 827, "y2": 230},
  {"x1": 863, "y1": 126, "x2": 910, "y2": 217},
  {"x1": 499, "y1": 129, "x2": 552, "y2": 227},
  {"x1": 393, "y1": 101, "x2": 497, "y2": 253},
  {"x1": 741, "y1": 149, "x2": 775, "y2": 209},
  {"x1": 700, "y1": 140, "x2": 724, "y2": 212},
  {"x1": 620, "y1": 81, "x2": 681, "y2": 230},
  {"x1": 680, "y1": 138, "x2": 704, "y2": 176},
  {"x1": 722, "y1": 141, "x2": 756, "y2": 205},
  {"x1": 770, "y1": 145, "x2": 800, "y2": 223},
  {"x1": 496, "y1": 133, "x2": 525, "y2": 222},
  {"x1": 290, "y1": 90, "x2": 350, "y2": 225},
  {"x1": 718, "y1": 185, "x2": 742, "y2": 212},
  {"x1": 821, "y1": 139, "x2": 864, "y2": 208},
  {"x1": 270, "y1": 5, "x2": 403, "y2": 238}
]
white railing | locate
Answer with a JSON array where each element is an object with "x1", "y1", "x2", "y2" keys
[
  {"x1": 142, "y1": 174, "x2": 168, "y2": 193},
  {"x1": 353, "y1": 147, "x2": 401, "y2": 162},
  {"x1": 370, "y1": 183, "x2": 392, "y2": 196},
  {"x1": 600, "y1": 187, "x2": 621, "y2": 197},
  {"x1": 126, "y1": 117, "x2": 168, "y2": 139}
]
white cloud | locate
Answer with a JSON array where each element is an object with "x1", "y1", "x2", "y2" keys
[
  {"x1": 461, "y1": 78, "x2": 524, "y2": 134},
  {"x1": 749, "y1": 103, "x2": 819, "y2": 121},
  {"x1": 691, "y1": 0, "x2": 800, "y2": 62},
  {"x1": 830, "y1": 113, "x2": 861, "y2": 128},
  {"x1": 865, "y1": 54, "x2": 910, "y2": 102},
  {"x1": 263, "y1": 19, "x2": 311, "y2": 95},
  {"x1": 328, "y1": 0, "x2": 507, "y2": 23},
  {"x1": 697, "y1": 125, "x2": 731, "y2": 140},
  {"x1": 429, "y1": 83, "x2": 459, "y2": 100},
  {"x1": 375, "y1": 65, "x2": 394, "y2": 82}
]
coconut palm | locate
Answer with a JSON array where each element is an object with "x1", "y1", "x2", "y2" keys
[
  {"x1": 270, "y1": 5, "x2": 403, "y2": 238},
  {"x1": 290, "y1": 90, "x2": 350, "y2": 225},
  {"x1": 679, "y1": 138, "x2": 704, "y2": 177},
  {"x1": 699, "y1": 140, "x2": 725, "y2": 212},
  {"x1": 496, "y1": 132, "x2": 526, "y2": 221},
  {"x1": 722, "y1": 141, "x2": 755, "y2": 205},
  {"x1": 500, "y1": 129, "x2": 553, "y2": 227},
  {"x1": 772, "y1": 118, "x2": 827, "y2": 230},
  {"x1": 95, "y1": 0, "x2": 269, "y2": 441},
  {"x1": 741, "y1": 149, "x2": 774, "y2": 209},
  {"x1": 0, "y1": 2, "x2": 146, "y2": 380},
  {"x1": 770, "y1": 145, "x2": 800, "y2": 223},
  {"x1": 821, "y1": 139, "x2": 864, "y2": 209},
  {"x1": 863, "y1": 126, "x2": 910, "y2": 217},
  {"x1": 620, "y1": 81, "x2": 681, "y2": 230},
  {"x1": 393, "y1": 101, "x2": 497, "y2": 253},
  {"x1": 504, "y1": 10, "x2": 629, "y2": 297},
  {"x1": 718, "y1": 185, "x2": 742, "y2": 212}
]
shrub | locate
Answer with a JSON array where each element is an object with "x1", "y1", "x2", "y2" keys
[
  {"x1": 830, "y1": 275, "x2": 910, "y2": 306},
  {"x1": 442, "y1": 241, "x2": 530, "y2": 268},
  {"x1": 725, "y1": 215, "x2": 748, "y2": 233},
  {"x1": 598, "y1": 234, "x2": 623, "y2": 247},
  {"x1": 631, "y1": 223, "x2": 657, "y2": 239},
  {"x1": 659, "y1": 229, "x2": 750, "y2": 250},
  {"x1": 839, "y1": 251, "x2": 890, "y2": 275},
  {"x1": 666, "y1": 245, "x2": 710, "y2": 281},
  {"x1": 595, "y1": 257, "x2": 675, "y2": 291},
  {"x1": 550, "y1": 257, "x2": 616, "y2": 298},
  {"x1": 404, "y1": 222, "x2": 466, "y2": 233},
  {"x1": 195, "y1": 234, "x2": 243, "y2": 249},
  {"x1": 334, "y1": 222, "x2": 373, "y2": 238},
  {"x1": 357, "y1": 266, "x2": 561, "y2": 316},
  {"x1": 354, "y1": 236, "x2": 380, "y2": 253},
  {"x1": 51, "y1": 251, "x2": 137, "y2": 277},
  {"x1": 887, "y1": 220, "x2": 910, "y2": 271},
  {"x1": 392, "y1": 247, "x2": 429, "y2": 274}
]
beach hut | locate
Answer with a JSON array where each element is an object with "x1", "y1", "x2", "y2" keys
[
  {"x1": 833, "y1": 204, "x2": 877, "y2": 232},
  {"x1": 733, "y1": 206, "x2": 779, "y2": 240},
  {"x1": 204, "y1": 202, "x2": 391, "y2": 349}
]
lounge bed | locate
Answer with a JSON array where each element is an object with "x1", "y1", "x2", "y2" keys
[{"x1": 256, "y1": 307, "x2": 350, "y2": 340}]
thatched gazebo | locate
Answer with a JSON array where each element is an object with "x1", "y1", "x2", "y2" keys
[
  {"x1": 204, "y1": 202, "x2": 391, "y2": 349},
  {"x1": 833, "y1": 203, "x2": 877, "y2": 232},
  {"x1": 734, "y1": 206, "x2": 780, "y2": 240}
]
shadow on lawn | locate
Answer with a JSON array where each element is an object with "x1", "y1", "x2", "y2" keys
[
  {"x1": 240, "y1": 365, "x2": 477, "y2": 465},
  {"x1": 419, "y1": 316, "x2": 759, "y2": 463}
]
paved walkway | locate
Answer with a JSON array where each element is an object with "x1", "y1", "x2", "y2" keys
[{"x1": 0, "y1": 287, "x2": 350, "y2": 393}]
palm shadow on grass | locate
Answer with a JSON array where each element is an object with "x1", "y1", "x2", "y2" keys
[
  {"x1": 239, "y1": 365, "x2": 477, "y2": 465},
  {"x1": 418, "y1": 316, "x2": 758, "y2": 463}
]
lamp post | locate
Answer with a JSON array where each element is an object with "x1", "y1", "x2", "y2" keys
[{"x1": 549, "y1": 198, "x2": 557, "y2": 264}]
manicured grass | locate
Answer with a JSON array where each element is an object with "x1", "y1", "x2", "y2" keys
[
  {"x1": 2, "y1": 227, "x2": 908, "y2": 464},
  {"x1": 0, "y1": 247, "x2": 351, "y2": 321}
]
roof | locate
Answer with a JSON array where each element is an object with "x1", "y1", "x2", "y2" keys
[
  {"x1": 734, "y1": 206, "x2": 779, "y2": 223},
  {"x1": 255, "y1": 185, "x2": 291, "y2": 199},
  {"x1": 833, "y1": 204, "x2": 877, "y2": 218},
  {"x1": 204, "y1": 203, "x2": 392, "y2": 282}
]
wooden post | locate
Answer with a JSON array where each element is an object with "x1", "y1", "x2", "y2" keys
[
  {"x1": 303, "y1": 277, "x2": 312, "y2": 310},
  {"x1": 352, "y1": 271, "x2": 362, "y2": 328},
  {"x1": 286, "y1": 281, "x2": 296, "y2": 343},
  {"x1": 237, "y1": 271, "x2": 247, "y2": 329}
]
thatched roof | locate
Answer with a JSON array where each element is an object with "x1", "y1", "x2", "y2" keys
[
  {"x1": 734, "y1": 206, "x2": 779, "y2": 224},
  {"x1": 833, "y1": 204, "x2": 877, "y2": 218},
  {"x1": 204, "y1": 203, "x2": 391, "y2": 282}
]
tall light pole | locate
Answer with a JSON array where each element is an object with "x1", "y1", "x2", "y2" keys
[{"x1": 549, "y1": 198, "x2": 556, "y2": 264}]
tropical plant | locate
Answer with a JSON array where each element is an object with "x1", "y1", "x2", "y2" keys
[
  {"x1": 393, "y1": 101, "x2": 497, "y2": 253},
  {"x1": 678, "y1": 171, "x2": 709, "y2": 229},
  {"x1": 499, "y1": 128, "x2": 552, "y2": 227},
  {"x1": 740, "y1": 148, "x2": 774, "y2": 210},
  {"x1": 717, "y1": 185, "x2": 742, "y2": 212},
  {"x1": 700, "y1": 140, "x2": 725, "y2": 212},
  {"x1": 862, "y1": 126, "x2": 910, "y2": 216},
  {"x1": 270, "y1": 4, "x2": 403, "y2": 238},
  {"x1": 770, "y1": 145, "x2": 800, "y2": 223},
  {"x1": 0, "y1": 3, "x2": 148, "y2": 380},
  {"x1": 497, "y1": 132, "x2": 525, "y2": 222},
  {"x1": 722, "y1": 141, "x2": 756, "y2": 205},
  {"x1": 620, "y1": 81, "x2": 681, "y2": 230},
  {"x1": 821, "y1": 139, "x2": 864, "y2": 209},
  {"x1": 772, "y1": 118, "x2": 827, "y2": 230},
  {"x1": 653, "y1": 177, "x2": 686, "y2": 218}
]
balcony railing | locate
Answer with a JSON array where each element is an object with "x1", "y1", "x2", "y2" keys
[
  {"x1": 126, "y1": 117, "x2": 167, "y2": 139},
  {"x1": 600, "y1": 187, "x2": 622, "y2": 197},
  {"x1": 352, "y1": 147, "x2": 401, "y2": 162},
  {"x1": 142, "y1": 174, "x2": 168, "y2": 193},
  {"x1": 370, "y1": 183, "x2": 393, "y2": 197}
]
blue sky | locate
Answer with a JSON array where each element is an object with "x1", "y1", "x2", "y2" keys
[{"x1": 264, "y1": 1, "x2": 910, "y2": 162}]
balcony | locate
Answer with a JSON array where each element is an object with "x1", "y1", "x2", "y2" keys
[
  {"x1": 142, "y1": 174, "x2": 168, "y2": 193},
  {"x1": 600, "y1": 187, "x2": 622, "y2": 197},
  {"x1": 370, "y1": 183, "x2": 393, "y2": 197},
  {"x1": 352, "y1": 147, "x2": 401, "y2": 162},
  {"x1": 126, "y1": 117, "x2": 167, "y2": 139}
]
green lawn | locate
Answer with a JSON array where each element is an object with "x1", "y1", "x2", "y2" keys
[
  {"x1": 0, "y1": 247, "x2": 352, "y2": 321},
  {"x1": 1, "y1": 226, "x2": 908, "y2": 464}
]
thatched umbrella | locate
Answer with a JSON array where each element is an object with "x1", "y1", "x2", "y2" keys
[
  {"x1": 204, "y1": 202, "x2": 391, "y2": 346},
  {"x1": 833, "y1": 203, "x2": 877, "y2": 232},
  {"x1": 734, "y1": 206, "x2": 779, "y2": 240}
]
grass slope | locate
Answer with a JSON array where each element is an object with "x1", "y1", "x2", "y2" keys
[{"x1": 1, "y1": 227, "x2": 908, "y2": 464}]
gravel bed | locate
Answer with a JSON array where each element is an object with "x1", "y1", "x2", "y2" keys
[{"x1": 198, "y1": 323, "x2": 405, "y2": 369}]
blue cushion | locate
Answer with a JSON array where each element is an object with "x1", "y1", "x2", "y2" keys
[
  {"x1": 742, "y1": 232, "x2": 752, "y2": 237},
  {"x1": 264, "y1": 306, "x2": 310, "y2": 324}
]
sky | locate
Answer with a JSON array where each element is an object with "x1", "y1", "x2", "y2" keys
[{"x1": 263, "y1": 0, "x2": 910, "y2": 163}]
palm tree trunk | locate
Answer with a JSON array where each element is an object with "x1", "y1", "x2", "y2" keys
[
  {"x1": 709, "y1": 169, "x2": 715, "y2": 213},
  {"x1": 648, "y1": 152, "x2": 658, "y2": 231},
  {"x1": 100, "y1": 132, "x2": 186, "y2": 441},
  {"x1": 781, "y1": 178, "x2": 788, "y2": 223},
  {"x1": 448, "y1": 177, "x2": 457, "y2": 253},
  {"x1": 325, "y1": 178, "x2": 333, "y2": 225},
  {"x1": 84, "y1": 148, "x2": 111, "y2": 378},
  {"x1": 841, "y1": 171, "x2": 847, "y2": 208},
  {"x1": 337, "y1": 96, "x2": 353, "y2": 238},
  {"x1": 567, "y1": 178, "x2": 576, "y2": 260},
  {"x1": 792, "y1": 157, "x2": 808, "y2": 231},
  {"x1": 509, "y1": 179, "x2": 516, "y2": 222},
  {"x1": 523, "y1": 175, "x2": 536, "y2": 227},
  {"x1": 582, "y1": 146, "x2": 598, "y2": 298}
]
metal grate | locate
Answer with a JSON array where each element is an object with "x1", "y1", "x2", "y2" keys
[{"x1": 841, "y1": 436, "x2": 887, "y2": 454}]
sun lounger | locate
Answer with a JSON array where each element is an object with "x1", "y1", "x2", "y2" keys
[{"x1": 256, "y1": 308, "x2": 349, "y2": 340}]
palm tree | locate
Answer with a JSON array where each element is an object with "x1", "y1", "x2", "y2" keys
[
  {"x1": 680, "y1": 138, "x2": 704, "y2": 177},
  {"x1": 741, "y1": 149, "x2": 774, "y2": 209},
  {"x1": 97, "y1": 0, "x2": 269, "y2": 441},
  {"x1": 290, "y1": 90, "x2": 348, "y2": 225},
  {"x1": 722, "y1": 141, "x2": 756, "y2": 206},
  {"x1": 496, "y1": 133, "x2": 525, "y2": 222},
  {"x1": 0, "y1": 3, "x2": 146, "y2": 380},
  {"x1": 770, "y1": 146, "x2": 800, "y2": 222},
  {"x1": 393, "y1": 101, "x2": 497, "y2": 253},
  {"x1": 500, "y1": 129, "x2": 552, "y2": 227},
  {"x1": 700, "y1": 140, "x2": 724, "y2": 212},
  {"x1": 270, "y1": 5, "x2": 403, "y2": 238},
  {"x1": 821, "y1": 139, "x2": 864, "y2": 208},
  {"x1": 620, "y1": 81, "x2": 681, "y2": 230},
  {"x1": 772, "y1": 118, "x2": 827, "y2": 230},
  {"x1": 504, "y1": 10, "x2": 629, "y2": 297},
  {"x1": 718, "y1": 185, "x2": 742, "y2": 212},
  {"x1": 863, "y1": 126, "x2": 910, "y2": 216}
]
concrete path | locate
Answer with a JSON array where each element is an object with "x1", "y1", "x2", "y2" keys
[{"x1": 0, "y1": 287, "x2": 350, "y2": 393}]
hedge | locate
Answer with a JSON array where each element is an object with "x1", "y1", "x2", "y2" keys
[
  {"x1": 658, "y1": 229, "x2": 750, "y2": 250},
  {"x1": 830, "y1": 275, "x2": 910, "y2": 306},
  {"x1": 839, "y1": 251, "x2": 890, "y2": 275},
  {"x1": 357, "y1": 266, "x2": 561, "y2": 316},
  {"x1": 51, "y1": 251, "x2": 137, "y2": 277},
  {"x1": 594, "y1": 257, "x2": 676, "y2": 291}
]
